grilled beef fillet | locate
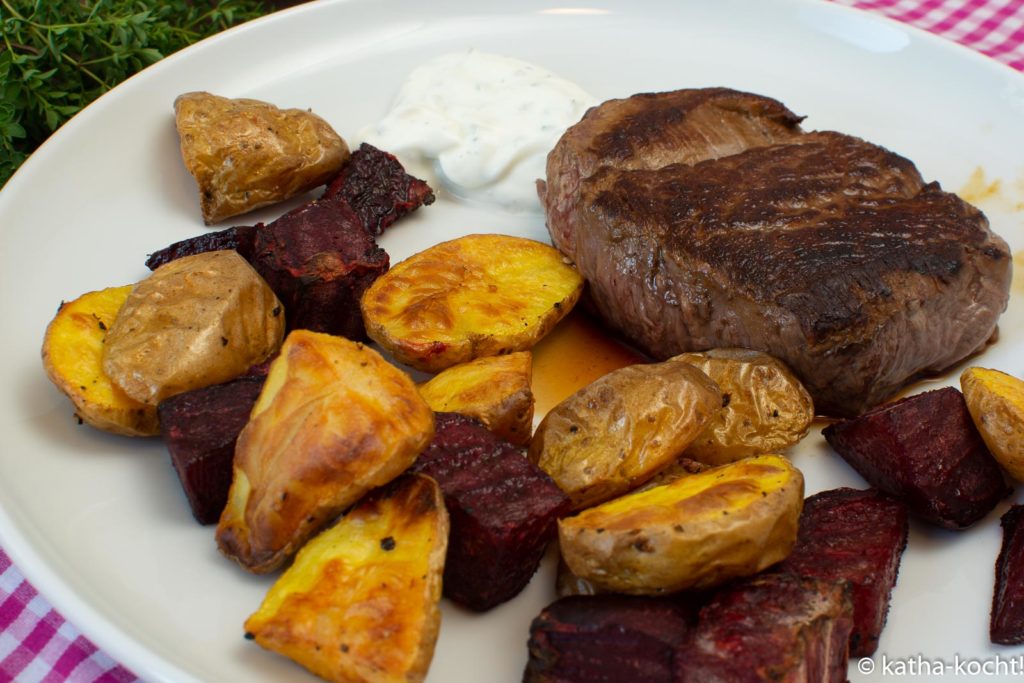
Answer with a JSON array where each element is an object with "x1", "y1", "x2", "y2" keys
[{"x1": 540, "y1": 88, "x2": 1011, "y2": 417}]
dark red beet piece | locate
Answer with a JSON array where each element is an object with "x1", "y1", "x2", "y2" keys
[
  {"x1": 322, "y1": 143, "x2": 435, "y2": 235},
  {"x1": 249, "y1": 194, "x2": 388, "y2": 339},
  {"x1": 525, "y1": 595, "x2": 694, "y2": 683},
  {"x1": 157, "y1": 373, "x2": 265, "y2": 524},
  {"x1": 410, "y1": 412, "x2": 571, "y2": 611},
  {"x1": 822, "y1": 387, "x2": 1009, "y2": 529},
  {"x1": 674, "y1": 573, "x2": 854, "y2": 683},
  {"x1": 145, "y1": 224, "x2": 257, "y2": 271},
  {"x1": 775, "y1": 487, "x2": 908, "y2": 656},
  {"x1": 143, "y1": 145, "x2": 433, "y2": 338},
  {"x1": 992, "y1": 505, "x2": 1024, "y2": 644}
]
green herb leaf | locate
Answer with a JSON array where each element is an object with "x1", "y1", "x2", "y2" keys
[{"x1": 0, "y1": 0, "x2": 270, "y2": 187}]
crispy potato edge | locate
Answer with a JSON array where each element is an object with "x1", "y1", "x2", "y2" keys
[{"x1": 41, "y1": 285, "x2": 159, "y2": 436}]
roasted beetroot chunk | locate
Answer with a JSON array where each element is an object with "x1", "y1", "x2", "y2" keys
[
  {"x1": 992, "y1": 505, "x2": 1024, "y2": 644},
  {"x1": 322, "y1": 143, "x2": 435, "y2": 235},
  {"x1": 249, "y1": 195, "x2": 388, "y2": 339},
  {"x1": 823, "y1": 387, "x2": 1009, "y2": 529},
  {"x1": 675, "y1": 573, "x2": 854, "y2": 683},
  {"x1": 145, "y1": 224, "x2": 257, "y2": 271},
  {"x1": 144, "y1": 145, "x2": 433, "y2": 338},
  {"x1": 525, "y1": 595, "x2": 693, "y2": 683},
  {"x1": 410, "y1": 412, "x2": 571, "y2": 611},
  {"x1": 157, "y1": 374, "x2": 265, "y2": 524},
  {"x1": 776, "y1": 487, "x2": 908, "y2": 656}
]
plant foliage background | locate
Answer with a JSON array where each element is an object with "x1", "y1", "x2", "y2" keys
[{"x1": 0, "y1": 0, "x2": 270, "y2": 187}]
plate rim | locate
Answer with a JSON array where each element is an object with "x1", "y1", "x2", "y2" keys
[{"x1": 2, "y1": 1, "x2": 1023, "y2": 681}]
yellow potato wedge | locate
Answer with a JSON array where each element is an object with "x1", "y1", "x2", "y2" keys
[
  {"x1": 41, "y1": 285, "x2": 159, "y2": 436},
  {"x1": 103, "y1": 250, "x2": 284, "y2": 405},
  {"x1": 418, "y1": 351, "x2": 534, "y2": 445},
  {"x1": 670, "y1": 348, "x2": 814, "y2": 465},
  {"x1": 558, "y1": 454, "x2": 804, "y2": 594},
  {"x1": 217, "y1": 330, "x2": 434, "y2": 574},
  {"x1": 529, "y1": 360, "x2": 721, "y2": 510},
  {"x1": 636, "y1": 457, "x2": 710, "y2": 491},
  {"x1": 961, "y1": 366, "x2": 1024, "y2": 481},
  {"x1": 555, "y1": 556, "x2": 602, "y2": 598},
  {"x1": 175, "y1": 91, "x2": 350, "y2": 224},
  {"x1": 245, "y1": 473, "x2": 449, "y2": 683},
  {"x1": 361, "y1": 234, "x2": 583, "y2": 373}
]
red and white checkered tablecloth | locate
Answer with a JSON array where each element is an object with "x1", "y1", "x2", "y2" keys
[
  {"x1": 842, "y1": 0, "x2": 1024, "y2": 70},
  {"x1": 2, "y1": 1, "x2": 1023, "y2": 681}
]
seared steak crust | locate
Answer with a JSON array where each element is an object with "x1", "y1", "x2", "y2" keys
[
  {"x1": 543, "y1": 88, "x2": 1012, "y2": 416},
  {"x1": 540, "y1": 88, "x2": 803, "y2": 261}
]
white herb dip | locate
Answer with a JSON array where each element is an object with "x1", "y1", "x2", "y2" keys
[{"x1": 361, "y1": 50, "x2": 596, "y2": 211}]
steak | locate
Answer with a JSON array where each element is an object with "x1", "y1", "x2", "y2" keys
[{"x1": 540, "y1": 88, "x2": 1012, "y2": 416}]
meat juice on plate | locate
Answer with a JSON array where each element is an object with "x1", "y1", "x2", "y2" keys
[
  {"x1": 530, "y1": 310, "x2": 646, "y2": 418},
  {"x1": 361, "y1": 50, "x2": 596, "y2": 211}
]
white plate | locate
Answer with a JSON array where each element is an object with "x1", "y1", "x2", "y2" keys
[{"x1": 2, "y1": 0, "x2": 1024, "y2": 681}]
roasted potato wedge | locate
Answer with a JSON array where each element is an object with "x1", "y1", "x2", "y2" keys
[
  {"x1": 245, "y1": 474, "x2": 448, "y2": 683},
  {"x1": 529, "y1": 360, "x2": 721, "y2": 510},
  {"x1": 361, "y1": 234, "x2": 583, "y2": 373},
  {"x1": 418, "y1": 351, "x2": 534, "y2": 445},
  {"x1": 103, "y1": 250, "x2": 284, "y2": 405},
  {"x1": 555, "y1": 556, "x2": 602, "y2": 597},
  {"x1": 961, "y1": 367, "x2": 1024, "y2": 481},
  {"x1": 558, "y1": 454, "x2": 804, "y2": 594},
  {"x1": 174, "y1": 91, "x2": 350, "y2": 224},
  {"x1": 41, "y1": 285, "x2": 159, "y2": 436},
  {"x1": 637, "y1": 457, "x2": 710, "y2": 491},
  {"x1": 217, "y1": 330, "x2": 434, "y2": 573},
  {"x1": 670, "y1": 348, "x2": 814, "y2": 465}
]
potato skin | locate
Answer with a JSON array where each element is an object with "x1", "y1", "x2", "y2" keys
[
  {"x1": 102, "y1": 250, "x2": 284, "y2": 405},
  {"x1": 529, "y1": 361, "x2": 721, "y2": 510},
  {"x1": 41, "y1": 285, "x2": 159, "y2": 436},
  {"x1": 361, "y1": 234, "x2": 583, "y2": 372},
  {"x1": 961, "y1": 367, "x2": 1024, "y2": 481},
  {"x1": 418, "y1": 351, "x2": 535, "y2": 445},
  {"x1": 245, "y1": 474, "x2": 448, "y2": 683},
  {"x1": 558, "y1": 454, "x2": 804, "y2": 594},
  {"x1": 670, "y1": 348, "x2": 814, "y2": 465},
  {"x1": 216, "y1": 330, "x2": 435, "y2": 573},
  {"x1": 174, "y1": 91, "x2": 350, "y2": 224}
]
